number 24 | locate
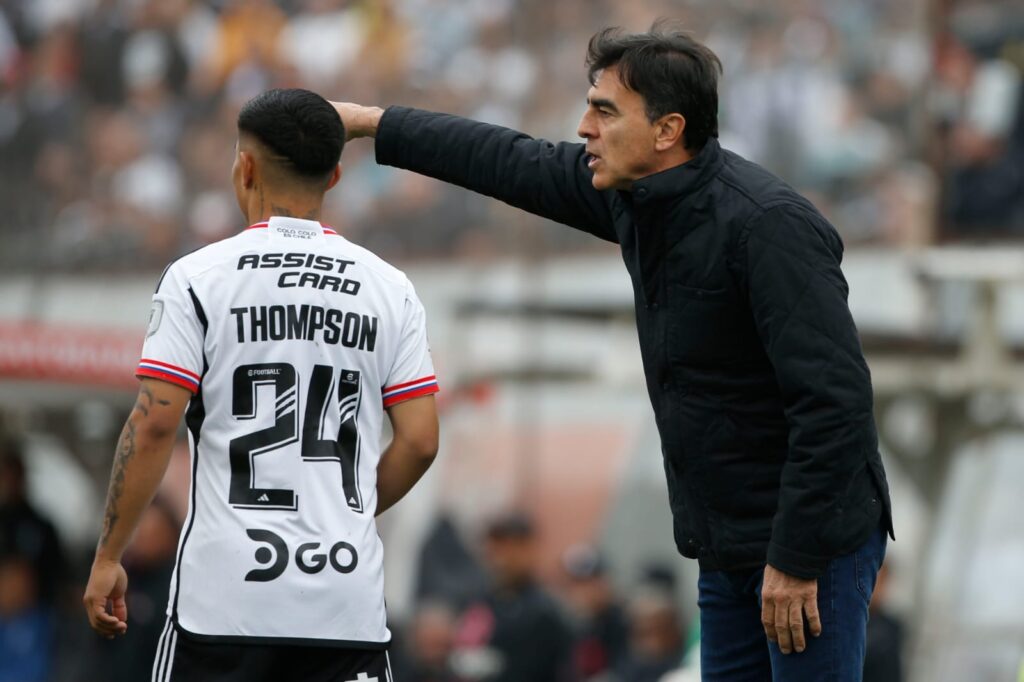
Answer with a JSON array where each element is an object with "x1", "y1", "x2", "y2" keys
[{"x1": 228, "y1": 363, "x2": 364, "y2": 513}]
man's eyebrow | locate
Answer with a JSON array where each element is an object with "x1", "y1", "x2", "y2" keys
[{"x1": 588, "y1": 97, "x2": 620, "y2": 113}]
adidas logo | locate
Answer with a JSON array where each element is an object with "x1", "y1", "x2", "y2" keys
[
  {"x1": 258, "y1": 493, "x2": 270, "y2": 503},
  {"x1": 348, "y1": 497, "x2": 357, "y2": 505}
]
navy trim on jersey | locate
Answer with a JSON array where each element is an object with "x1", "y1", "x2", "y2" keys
[
  {"x1": 154, "y1": 262, "x2": 174, "y2": 294},
  {"x1": 172, "y1": 339, "x2": 208, "y2": 620},
  {"x1": 173, "y1": 368, "x2": 206, "y2": 619},
  {"x1": 188, "y1": 286, "x2": 208, "y2": 331},
  {"x1": 154, "y1": 247, "x2": 203, "y2": 294},
  {"x1": 171, "y1": 620, "x2": 391, "y2": 650}
]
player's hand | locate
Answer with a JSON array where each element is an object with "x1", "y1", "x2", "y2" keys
[
  {"x1": 761, "y1": 564, "x2": 821, "y2": 654},
  {"x1": 83, "y1": 558, "x2": 129, "y2": 639},
  {"x1": 330, "y1": 102, "x2": 385, "y2": 141}
]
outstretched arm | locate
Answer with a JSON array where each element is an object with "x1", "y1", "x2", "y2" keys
[
  {"x1": 83, "y1": 378, "x2": 191, "y2": 638},
  {"x1": 332, "y1": 102, "x2": 618, "y2": 243},
  {"x1": 376, "y1": 395, "x2": 439, "y2": 516}
]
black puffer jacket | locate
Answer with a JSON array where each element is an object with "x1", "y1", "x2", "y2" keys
[{"x1": 376, "y1": 106, "x2": 893, "y2": 578}]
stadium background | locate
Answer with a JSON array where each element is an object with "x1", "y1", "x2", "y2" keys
[{"x1": 0, "y1": 0, "x2": 1022, "y2": 680}]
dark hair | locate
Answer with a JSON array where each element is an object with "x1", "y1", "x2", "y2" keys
[
  {"x1": 586, "y1": 22, "x2": 722, "y2": 151},
  {"x1": 237, "y1": 88, "x2": 344, "y2": 182}
]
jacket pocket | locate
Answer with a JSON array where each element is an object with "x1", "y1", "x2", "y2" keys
[{"x1": 666, "y1": 281, "x2": 748, "y2": 366}]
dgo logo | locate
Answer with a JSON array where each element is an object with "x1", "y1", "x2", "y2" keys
[{"x1": 245, "y1": 529, "x2": 359, "y2": 582}]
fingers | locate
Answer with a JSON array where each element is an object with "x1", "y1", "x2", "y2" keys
[
  {"x1": 111, "y1": 595, "x2": 128, "y2": 623},
  {"x1": 762, "y1": 594, "x2": 812, "y2": 654},
  {"x1": 805, "y1": 597, "x2": 822, "y2": 638},
  {"x1": 83, "y1": 561, "x2": 129, "y2": 638},
  {"x1": 761, "y1": 566, "x2": 822, "y2": 655},
  {"x1": 761, "y1": 597, "x2": 777, "y2": 643},
  {"x1": 329, "y1": 102, "x2": 364, "y2": 141},
  {"x1": 84, "y1": 597, "x2": 127, "y2": 639},
  {"x1": 775, "y1": 601, "x2": 793, "y2": 654},
  {"x1": 789, "y1": 602, "x2": 806, "y2": 653},
  {"x1": 328, "y1": 102, "x2": 384, "y2": 141}
]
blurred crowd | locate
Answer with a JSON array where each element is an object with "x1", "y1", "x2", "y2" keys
[
  {"x1": 388, "y1": 512, "x2": 696, "y2": 682},
  {"x1": 931, "y1": 1, "x2": 1024, "y2": 237},
  {"x1": 0, "y1": 0, "x2": 1020, "y2": 274}
]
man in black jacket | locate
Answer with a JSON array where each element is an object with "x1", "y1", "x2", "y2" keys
[{"x1": 332, "y1": 24, "x2": 894, "y2": 681}]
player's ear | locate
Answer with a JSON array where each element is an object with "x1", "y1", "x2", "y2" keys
[
  {"x1": 325, "y1": 164, "x2": 342, "y2": 192},
  {"x1": 239, "y1": 150, "x2": 257, "y2": 189}
]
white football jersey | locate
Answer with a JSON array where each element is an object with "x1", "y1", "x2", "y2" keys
[{"x1": 137, "y1": 217, "x2": 438, "y2": 647}]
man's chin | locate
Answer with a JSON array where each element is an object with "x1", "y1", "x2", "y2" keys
[{"x1": 591, "y1": 175, "x2": 630, "y2": 192}]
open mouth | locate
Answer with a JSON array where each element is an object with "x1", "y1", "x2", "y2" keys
[{"x1": 586, "y1": 153, "x2": 601, "y2": 169}]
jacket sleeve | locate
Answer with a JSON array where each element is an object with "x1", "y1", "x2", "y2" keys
[
  {"x1": 375, "y1": 106, "x2": 618, "y2": 243},
  {"x1": 744, "y1": 203, "x2": 878, "y2": 579}
]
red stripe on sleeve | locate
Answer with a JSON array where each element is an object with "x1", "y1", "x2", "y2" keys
[
  {"x1": 136, "y1": 368, "x2": 200, "y2": 393},
  {"x1": 139, "y1": 358, "x2": 201, "y2": 381},
  {"x1": 382, "y1": 383, "x2": 439, "y2": 408},
  {"x1": 383, "y1": 375, "x2": 437, "y2": 393}
]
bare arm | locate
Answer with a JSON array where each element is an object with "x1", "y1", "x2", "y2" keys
[
  {"x1": 376, "y1": 395, "x2": 439, "y2": 516},
  {"x1": 83, "y1": 378, "x2": 191, "y2": 637}
]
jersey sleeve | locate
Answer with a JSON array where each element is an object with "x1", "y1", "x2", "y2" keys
[
  {"x1": 382, "y1": 283, "x2": 439, "y2": 408},
  {"x1": 136, "y1": 262, "x2": 205, "y2": 393}
]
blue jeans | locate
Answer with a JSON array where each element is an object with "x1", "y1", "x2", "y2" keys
[{"x1": 698, "y1": 525, "x2": 887, "y2": 681}]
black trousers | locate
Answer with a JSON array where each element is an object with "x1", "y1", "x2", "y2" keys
[{"x1": 152, "y1": 621, "x2": 392, "y2": 682}]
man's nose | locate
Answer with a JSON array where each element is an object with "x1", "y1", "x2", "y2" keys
[{"x1": 577, "y1": 112, "x2": 595, "y2": 139}]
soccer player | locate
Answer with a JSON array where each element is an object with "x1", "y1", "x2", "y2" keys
[{"x1": 83, "y1": 88, "x2": 440, "y2": 681}]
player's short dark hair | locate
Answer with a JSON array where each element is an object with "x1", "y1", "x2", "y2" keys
[
  {"x1": 237, "y1": 88, "x2": 344, "y2": 183},
  {"x1": 586, "y1": 21, "x2": 722, "y2": 151}
]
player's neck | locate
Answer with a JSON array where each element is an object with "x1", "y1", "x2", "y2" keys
[
  {"x1": 251, "y1": 207, "x2": 322, "y2": 224},
  {"x1": 248, "y1": 191, "x2": 323, "y2": 225}
]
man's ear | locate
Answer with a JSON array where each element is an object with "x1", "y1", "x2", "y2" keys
[
  {"x1": 654, "y1": 113, "x2": 686, "y2": 152},
  {"x1": 239, "y1": 150, "x2": 257, "y2": 189},
  {"x1": 325, "y1": 164, "x2": 342, "y2": 192}
]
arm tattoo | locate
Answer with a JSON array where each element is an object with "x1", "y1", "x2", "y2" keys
[
  {"x1": 97, "y1": 388, "x2": 155, "y2": 550},
  {"x1": 133, "y1": 384, "x2": 154, "y2": 417},
  {"x1": 98, "y1": 419, "x2": 135, "y2": 549}
]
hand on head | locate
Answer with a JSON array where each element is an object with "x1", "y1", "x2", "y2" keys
[{"x1": 329, "y1": 102, "x2": 385, "y2": 141}]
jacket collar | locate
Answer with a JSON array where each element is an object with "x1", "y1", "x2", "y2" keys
[{"x1": 629, "y1": 137, "x2": 724, "y2": 201}]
